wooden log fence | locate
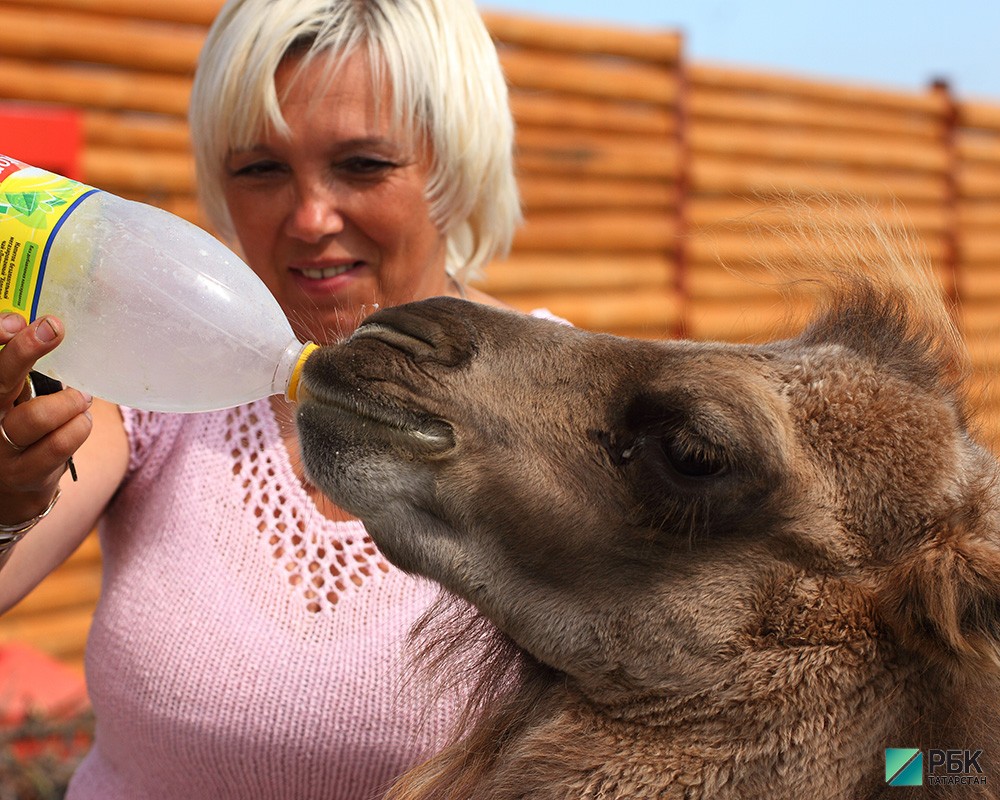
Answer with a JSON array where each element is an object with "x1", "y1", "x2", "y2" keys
[{"x1": 1, "y1": 2, "x2": 999, "y2": 669}]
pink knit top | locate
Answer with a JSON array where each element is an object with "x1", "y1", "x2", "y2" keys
[{"x1": 67, "y1": 399, "x2": 462, "y2": 800}]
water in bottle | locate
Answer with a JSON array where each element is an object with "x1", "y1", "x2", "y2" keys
[{"x1": 0, "y1": 155, "x2": 316, "y2": 412}]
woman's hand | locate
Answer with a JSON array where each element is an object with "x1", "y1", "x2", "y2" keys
[{"x1": 0, "y1": 313, "x2": 93, "y2": 526}]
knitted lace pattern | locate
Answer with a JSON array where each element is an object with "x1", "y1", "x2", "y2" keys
[{"x1": 67, "y1": 399, "x2": 461, "y2": 800}]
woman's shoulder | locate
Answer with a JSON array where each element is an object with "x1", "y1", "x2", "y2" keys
[
  {"x1": 460, "y1": 286, "x2": 572, "y2": 326},
  {"x1": 528, "y1": 307, "x2": 572, "y2": 325},
  {"x1": 117, "y1": 403, "x2": 239, "y2": 485},
  {"x1": 118, "y1": 404, "x2": 187, "y2": 472}
]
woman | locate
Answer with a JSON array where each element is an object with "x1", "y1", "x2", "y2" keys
[{"x1": 0, "y1": 0, "x2": 527, "y2": 797}]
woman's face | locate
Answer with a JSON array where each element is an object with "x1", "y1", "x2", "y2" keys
[{"x1": 222, "y1": 49, "x2": 450, "y2": 344}]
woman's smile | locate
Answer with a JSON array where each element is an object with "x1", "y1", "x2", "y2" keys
[{"x1": 289, "y1": 260, "x2": 367, "y2": 294}]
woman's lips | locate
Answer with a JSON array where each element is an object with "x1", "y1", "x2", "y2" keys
[
  {"x1": 290, "y1": 261, "x2": 365, "y2": 292},
  {"x1": 294, "y1": 262, "x2": 362, "y2": 280}
]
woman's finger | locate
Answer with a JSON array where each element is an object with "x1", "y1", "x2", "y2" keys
[
  {"x1": 10, "y1": 410, "x2": 93, "y2": 487},
  {"x1": 0, "y1": 313, "x2": 25, "y2": 344},
  {"x1": 0, "y1": 388, "x2": 92, "y2": 454},
  {"x1": 0, "y1": 390, "x2": 92, "y2": 496},
  {"x1": 0, "y1": 315, "x2": 63, "y2": 408}
]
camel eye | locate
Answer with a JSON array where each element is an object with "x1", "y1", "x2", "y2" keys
[
  {"x1": 657, "y1": 436, "x2": 728, "y2": 479},
  {"x1": 625, "y1": 393, "x2": 731, "y2": 481}
]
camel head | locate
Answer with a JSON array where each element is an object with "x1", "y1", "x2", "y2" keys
[{"x1": 296, "y1": 252, "x2": 1000, "y2": 717}]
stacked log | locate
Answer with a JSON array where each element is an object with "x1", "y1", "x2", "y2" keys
[
  {"x1": 683, "y1": 63, "x2": 955, "y2": 342},
  {"x1": 476, "y1": 12, "x2": 684, "y2": 338},
  {"x1": 0, "y1": 0, "x2": 215, "y2": 222},
  {"x1": 953, "y1": 101, "x2": 1000, "y2": 434}
]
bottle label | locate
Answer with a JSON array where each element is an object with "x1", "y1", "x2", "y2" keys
[{"x1": 0, "y1": 154, "x2": 99, "y2": 322}]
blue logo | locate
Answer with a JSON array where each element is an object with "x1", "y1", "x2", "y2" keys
[{"x1": 886, "y1": 748, "x2": 923, "y2": 786}]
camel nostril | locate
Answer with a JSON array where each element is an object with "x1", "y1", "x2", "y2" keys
[
  {"x1": 350, "y1": 300, "x2": 478, "y2": 367},
  {"x1": 350, "y1": 323, "x2": 432, "y2": 355}
]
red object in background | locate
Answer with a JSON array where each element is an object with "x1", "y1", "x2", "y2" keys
[
  {"x1": 0, "y1": 104, "x2": 82, "y2": 179},
  {"x1": 0, "y1": 643, "x2": 92, "y2": 763},
  {"x1": 0, "y1": 643, "x2": 89, "y2": 726}
]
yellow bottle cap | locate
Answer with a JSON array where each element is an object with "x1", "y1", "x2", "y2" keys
[{"x1": 286, "y1": 342, "x2": 319, "y2": 403}]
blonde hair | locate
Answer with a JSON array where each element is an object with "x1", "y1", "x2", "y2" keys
[{"x1": 189, "y1": 0, "x2": 522, "y2": 281}]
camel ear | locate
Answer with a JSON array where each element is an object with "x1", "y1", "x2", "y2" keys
[{"x1": 880, "y1": 517, "x2": 1000, "y2": 671}]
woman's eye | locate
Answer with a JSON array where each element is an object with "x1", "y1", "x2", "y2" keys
[
  {"x1": 229, "y1": 160, "x2": 284, "y2": 179},
  {"x1": 339, "y1": 156, "x2": 396, "y2": 176}
]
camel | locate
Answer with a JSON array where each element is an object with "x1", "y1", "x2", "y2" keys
[{"x1": 295, "y1": 224, "x2": 1000, "y2": 799}]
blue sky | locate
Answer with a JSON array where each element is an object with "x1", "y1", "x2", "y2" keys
[{"x1": 479, "y1": 1, "x2": 1000, "y2": 102}]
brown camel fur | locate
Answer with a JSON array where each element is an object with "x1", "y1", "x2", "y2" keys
[{"x1": 296, "y1": 222, "x2": 1000, "y2": 799}]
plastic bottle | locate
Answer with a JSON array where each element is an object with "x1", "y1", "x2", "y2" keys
[{"x1": 0, "y1": 155, "x2": 316, "y2": 413}]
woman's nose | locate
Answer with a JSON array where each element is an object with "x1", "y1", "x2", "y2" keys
[{"x1": 285, "y1": 182, "x2": 345, "y2": 243}]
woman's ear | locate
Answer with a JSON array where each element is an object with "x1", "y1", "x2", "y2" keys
[{"x1": 879, "y1": 512, "x2": 1000, "y2": 672}]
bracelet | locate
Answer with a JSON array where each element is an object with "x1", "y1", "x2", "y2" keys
[{"x1": 0, "y1": 489, "x2": 62, "y2": 551}]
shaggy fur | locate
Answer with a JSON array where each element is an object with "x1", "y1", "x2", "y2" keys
[{"x1": 296, "y1": 220, "x2": 1000, "y2": 799}]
